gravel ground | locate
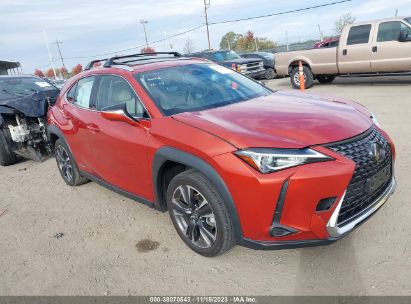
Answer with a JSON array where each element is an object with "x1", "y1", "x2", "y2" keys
[{"x1": 0, "y1": 76, "x2": 410, "y2": 296}]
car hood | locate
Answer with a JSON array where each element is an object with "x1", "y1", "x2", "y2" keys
[
  {"x1": 0, "y1": 89, "x2": 59, "y2": 118},
  {"x1": 172, "y1": 91, "x2": 373, "y2": 149}
]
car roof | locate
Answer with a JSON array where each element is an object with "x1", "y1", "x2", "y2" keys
[{"x1": 83, "y1": 57, "x2": 211, "y2": 75}]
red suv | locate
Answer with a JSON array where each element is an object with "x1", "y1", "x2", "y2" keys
[{"x1": 47, "y1": 52, "x2": 396, "y2": 256}]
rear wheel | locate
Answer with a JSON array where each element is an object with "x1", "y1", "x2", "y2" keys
[
  {"x1": 290, "y1": 66, "x2": 314, "y2": 89},
  {"x1": 166, "y1": 169, "x2": 236, "y2": 257},
  {"x1": 317, "y1": 75, "x2": 336, "y2": 84},
  {"x1": 55, "y1": 139, "x2": 88, "y2": 186},
  {"x1": 0, "y1": 128, "x2": 18, "y2": 166}
]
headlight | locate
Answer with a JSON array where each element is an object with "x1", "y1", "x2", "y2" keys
[
  {"x1": 237, "y1": 64, "x2": 245, "y2": 72},
  {"x1": 370, "y1": 112, "x2": 381, "y2": 127},
  {"x1": 234, "y1": 148, "x2": 334, "y2": 173}
]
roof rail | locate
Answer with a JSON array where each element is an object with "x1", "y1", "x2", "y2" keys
[
  {"x1": 103, "y1": 52, "x2": 182, "y2": 68},
  {"x1": 84, "y1": 58, "x2": 108, "y2": 71}
]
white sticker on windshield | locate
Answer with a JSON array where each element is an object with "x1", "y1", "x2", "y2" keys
[
  {"x1": 208, "y1": 65, "x2": 234, "y2": 74},
  {"x1": 34, "y1": 82, "x2": 52, "y2": 88}
]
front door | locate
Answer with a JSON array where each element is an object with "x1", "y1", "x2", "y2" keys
[{"x1": 85, "y1": 75, "x2": 152, "y2": 200}]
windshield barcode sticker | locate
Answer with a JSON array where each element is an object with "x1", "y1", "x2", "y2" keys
[
  {"x1": 34, "y1": 82, "x2": 52, "y2": 88},
  {"x1": 208, "y1": 65, "x2": 234, "y2": 74}
]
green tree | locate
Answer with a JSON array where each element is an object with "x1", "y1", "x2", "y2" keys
[
  {"x1": 335, "y1": 13, "x2": 356, "y2": 34},
  {"x1": 220, "y1": 30, "x2": 277, "y2": 52},
  {"x1": 219, "y1": 31, "x2": 241, "y2": 50}
]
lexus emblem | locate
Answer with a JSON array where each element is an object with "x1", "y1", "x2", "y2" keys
[{"x1": 368, "y1": 142, "x2": 385, "y2": 163}]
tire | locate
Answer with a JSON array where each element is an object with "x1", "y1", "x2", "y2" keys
[
  {"x1": 290, "y1": 66, "x2": 314, "y2": 89},
  {"x1": 166, "y1": 169, "x2": 236, "y2": 257},
  {"x1": 317, "y1": 75, "x2": 336, "y2": 84},
  {"x1": 55, "y1": 139, "x2": 88, "y2": 186},
  {"x1": 264, "y1": 68, "x2": 275, "y2": 80},
  {"x1": 0, "y1": 128, "x2": 18, "y2": 166}
]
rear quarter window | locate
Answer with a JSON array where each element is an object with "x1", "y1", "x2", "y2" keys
[{"x1": 347, "y1": 24, "x2": 372, "y2": 45}]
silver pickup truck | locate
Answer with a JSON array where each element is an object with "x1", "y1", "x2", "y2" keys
[{"x1": 276, "y1": 17, "x2": 411, "y2": 88}]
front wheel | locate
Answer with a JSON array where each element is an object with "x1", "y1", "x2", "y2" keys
[
  {"x1": 265, "y1": 68, "x2": 276, "y2": 80},
  {"x1": 317, "y1": 75, "x2": 336, "y2": 84},
  {"x1": 290, "y1": 66, "x2": 314, "y2": 89},
  {"x1": 0, "y1": 128, "x2": 18, "y2": 166},
  {"x1": 166, "y1": 169, "x2": 236, "y2": 257}
]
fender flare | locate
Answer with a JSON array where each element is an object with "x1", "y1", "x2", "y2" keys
[
  {"x1": 47, "y1": 124, "x2": 75, "y2": 156},
  {"x1": 152, "y1": 146, "x2": 243, "y2": 241}
]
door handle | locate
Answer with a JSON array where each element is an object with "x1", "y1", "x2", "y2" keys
[
  {"x1": 86, "y1": 123, "x2": 100, "y2": 133},
  {"x1": 372, "y1": 46, "x2": 378, "y2": 53},
  {"x1": 342, "y1": 49, "x2": 348, "y2": 56}
]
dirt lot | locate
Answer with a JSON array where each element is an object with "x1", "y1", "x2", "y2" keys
[{"x1": 0, "y1": 76, "x2": 410, "y2": 296}]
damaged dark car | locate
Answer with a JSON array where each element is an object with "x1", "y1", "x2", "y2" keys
[{"x1": 0, "y1": 75, "x2": 59, "y2": 166}]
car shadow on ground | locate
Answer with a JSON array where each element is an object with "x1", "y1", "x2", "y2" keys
[
  {"x1": 316, "y1": 76, "x2": 411, "y2": 87},
  {"x1": 294, "y1": 236, "x2": 365, "y2": 295}
]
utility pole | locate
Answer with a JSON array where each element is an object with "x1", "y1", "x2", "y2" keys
[
  {"x1": 286, "y1": 31, "x2": 289, "y2": 52},
  {"x1": 53, "y1": 39, "x2": 66, "y2": 78},
  {"x1": 42, "y1": 29, "x2": 57, "y2": 79},
  {"x1": 203, "y1": 0, "x2": 211, "y2": 50},
  {"x1": 140, "y1": 20, "x2": 149, "y2": 49},
  {"x1": 395, "y1": 9, "x2": 398, "y2": 16},
  {"x1": 317, "y1": 24, "x2": 324, "y2": 41},
  {"x1": 255, "y1": 38, "x2": 259, "y2": 52}
]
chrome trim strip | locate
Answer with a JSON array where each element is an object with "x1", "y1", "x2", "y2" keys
[{"x1": 326, "y1": 178, "x2": 396, "y2": 237}]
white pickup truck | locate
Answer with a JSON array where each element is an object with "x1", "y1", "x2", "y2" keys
[{"x1": 275, "y1": 17, "x2": 411, "y2": 88}]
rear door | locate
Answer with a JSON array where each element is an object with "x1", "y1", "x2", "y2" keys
[
  {"x1": 61, "y1": 76, "x2": 100, "y2": 171},
  {"x1": 338, "y1": 23, "x2": 374, "y2": 73},
  {"x1": 371, "y1": 20, "x2": 411, "y2": 72}
]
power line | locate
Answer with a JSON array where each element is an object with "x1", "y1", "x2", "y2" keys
[
  {"x1": 45, "y1": 0, "x2": 354, "y2": 65},
  {"x1": 63, "y1": 25, "x2": 204, "y2": 60},
  {"x1": 209, "y1": 0, "x2": 353, "y2": 25}
]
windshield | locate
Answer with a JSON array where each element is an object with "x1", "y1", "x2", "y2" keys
[
  {"x1": 135, "y1": 63, "x2": 271, "y2": 115},
  {"x1": 0, "y1": 77, "x2": 56, "y2": 98},
  {"x1": 212, "y1": 51, "x2": 241, "y2": 62},
  {"x1": 405, "y1": 17, "x2": 411, "y2": 24}
]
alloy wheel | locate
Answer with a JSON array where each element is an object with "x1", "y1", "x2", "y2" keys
[
  {"x1": 293, "y1": 72, "x2": 306, "y2": 86},
  {"x1": 56, "y1": 145, "x2": 73, "y2": 183},
  {"x1": 171, "y1": 185, "x2": 217, "y2": 248}
]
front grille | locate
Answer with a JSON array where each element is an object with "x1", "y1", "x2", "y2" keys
[
  {"x1": 326, "y1": 128, "x2": 393, "y2": 226},
  {"x1": 246, "y1": 62, "x2": 263, "y2": 71}
]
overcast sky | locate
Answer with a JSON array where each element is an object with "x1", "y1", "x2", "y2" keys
[{"x1": 1, "y1": 0, "x2": 410, "y2": 73}]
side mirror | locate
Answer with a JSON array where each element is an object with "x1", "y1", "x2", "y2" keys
[
  {"x1": 398, "y1": 30, "x2": 408, "y2": 42},
  {"x1": 101, "y1": 103, "x2": 139, "y2": 127}
]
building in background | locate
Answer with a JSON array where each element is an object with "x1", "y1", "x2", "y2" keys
[{"x1": 0, "y1": 60, "x2": 22, "y2": 75}]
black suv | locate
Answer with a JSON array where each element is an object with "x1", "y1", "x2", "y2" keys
[
  {"x1": 240, "y1": 52, "x2": 276, "y2": 79},
  {"x1": 185, "y1": 50, "x2": 265, "y2": 79}
]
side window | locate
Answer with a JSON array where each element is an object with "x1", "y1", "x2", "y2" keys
[
  {"x1": 96, "y1": 75, "x2": 148, "y2": 118},
  {"x1": 66, "y1": 83, "x2": 77, "y2": 102},
  {"x1": 73, "y1": 77, "x2": 95, "y2": 109},
  {"x1": 377, "y1": 22, "x2": 403, "y2": 42},
  {"x1": 347, "y1": 24, "x2": 372, "y2": 45}
]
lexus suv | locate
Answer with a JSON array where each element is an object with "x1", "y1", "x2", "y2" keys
[{"x1": 47, "y1": 52, "x2": 396, "y2": 256}]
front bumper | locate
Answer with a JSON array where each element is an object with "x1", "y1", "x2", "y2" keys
[
  {"x1": 243, "y1": 68, "x2": 266, "y2": 79},
  {"x1": 241, "y1": 178, "x2": 395, "y2": 250}
]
